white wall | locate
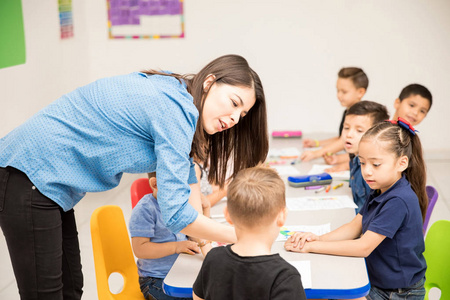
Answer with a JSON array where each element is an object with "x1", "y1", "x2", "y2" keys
[
  {"x1": 0, "y1": 1, "x2": 90, "y2": 135},
  {"x1": 1, "y1": 0, "x2": 449, "y2": 152}
]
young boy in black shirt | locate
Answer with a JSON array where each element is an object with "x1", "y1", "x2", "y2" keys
[{"x1": 193, "y1": 166, "x2": 306, "y2": 300}]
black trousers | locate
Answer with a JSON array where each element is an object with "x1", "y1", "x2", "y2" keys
[{"x1": 0, "y1": 167, "x2": 83, "y2": 300}]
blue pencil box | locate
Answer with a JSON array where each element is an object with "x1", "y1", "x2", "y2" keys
[{"x1": 287, "y1": 173, "x2": 333, "y2": 188}]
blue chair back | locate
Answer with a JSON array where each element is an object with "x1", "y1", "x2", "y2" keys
[{"x1": 423, "y1": 186, "x2": 438, "y2": 233}]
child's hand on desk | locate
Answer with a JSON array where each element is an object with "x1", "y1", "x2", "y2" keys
[
  {"x1": 323, "y1": 153, "x2": 337, "y2": 165},
  {"x1": 187, "y1": 237, "x2": 212, "y2": 257},
  {"x1": 284, "y1": 232, "x2": 319, "y2": 253},
  {"x1": 176, "y1": 240, "x2": 201, "y2": 255},
  {"x1": 300, "y1": 150, "x2": 320, "y2": 162}
]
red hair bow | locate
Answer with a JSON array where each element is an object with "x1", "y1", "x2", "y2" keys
[{"x1": 387, "y1": 117, "x2": 418, "y2": 136}]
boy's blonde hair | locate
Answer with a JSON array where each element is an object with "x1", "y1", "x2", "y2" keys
[{"x1": 227, "y1": 166, "x2": 285, "y2": 228}]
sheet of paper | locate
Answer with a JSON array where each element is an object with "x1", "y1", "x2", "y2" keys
[
  {"x1": 308, "y1": 164, "x2": 350, "y2": 180},
  {"x1": 277, "y1": 224, "x2": 331, "y2": 241},
  {"x1": 288, "y1": 260, "x2": 312, "y2": 289},
  {"x1": 271, "y1": 165, "x2": 300, "y2": 176},
  {"x1": 286, "y1": 195, "x2": 357, "y2": 211},
  {"x1": 268, "y1": 147, "x2": 301, "y2": 158}
]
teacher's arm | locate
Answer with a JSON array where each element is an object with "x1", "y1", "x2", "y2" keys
[
  {"x1": 149, "y1": 94, "x2": 236, "y2": 243},
  {"x1": 182, "y1": 177, "x2": 236, "y2": 244},
  {"x1": 181, "y1": 213, "x2": 236, "y2": 244}
]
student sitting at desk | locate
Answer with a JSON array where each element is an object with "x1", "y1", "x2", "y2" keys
[
  {"x1": 301, "y1": 67, "x2": 368, "y2": 162},
  {"x1": 193, "y1": 166, "x2": 306, "y2": 300},
  {"x1": 324, "y1": 101, "x2": 389, "y2": 212},
  {"x1": 129, "y1": 172, "x2": 211, "y2": 300},
  {"x1": 286, "y1": 119, "x2": 427, "y2": 300}
]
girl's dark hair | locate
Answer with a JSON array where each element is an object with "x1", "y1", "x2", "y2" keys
[
  {"x1": 142, "y1": 54, "x2": 268, "y2": 187},
  {"x1": 338, "y1": 67, "x2": 369, "y2": 90},
  {"x1": 361, "y1": 122, "x2": 428, "y2": 221}
]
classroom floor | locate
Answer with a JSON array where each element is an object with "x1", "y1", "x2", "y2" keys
[{"x1": 1, "y1": 154, "x2": 449, "y2": 300}]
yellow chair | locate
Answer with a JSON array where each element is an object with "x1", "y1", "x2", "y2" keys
[{"x1": 90, "y1": 205, "x2": 145, "y2": 300}]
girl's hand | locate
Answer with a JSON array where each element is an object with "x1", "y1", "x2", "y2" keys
[
  {"x1": 302, "y1": 138, "x2": 318, "y2": 148},
  {"x1": 323, "y1": 153, "x2": 337, "y2": 165},
  {"x1": 175, "y1": 240, "x2": 200, "y2": 255},
  {"x1": 285, "y1": 232, "x2": 319, "y2": 250},
  {"x1": 285, "y1": 239, "x2": 311, "y2": 253}
]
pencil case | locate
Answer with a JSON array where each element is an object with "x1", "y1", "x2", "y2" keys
[
  {"x1": 287, "y1": 173, "x2": 332, "y2": 188},
  {"x1": 272, "y1": 131, "x2": 302, "y2": 138}
]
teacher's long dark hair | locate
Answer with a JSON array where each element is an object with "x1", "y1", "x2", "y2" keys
[{"x1": 143, "y1": 54, "x2": 269, "y2": 188}]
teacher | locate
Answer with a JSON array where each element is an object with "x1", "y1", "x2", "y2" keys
[{"x1": 0, "y1": 54, "x2": 268, "y2": 300}]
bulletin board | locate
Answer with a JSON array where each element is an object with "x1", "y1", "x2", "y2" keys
[
  {"x1": 0, "y1": 0, "x2": 26, "y2": 69},
  {"x1": 107, "y1": 0, "x2": 185, "y2": 39}
]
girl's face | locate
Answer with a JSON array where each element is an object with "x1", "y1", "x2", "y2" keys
[
  {"x1": 358, "y1": 139, "x2": 408, "y2": 194},
  {"x1": 336, "y1": 78, "x2": 365, "y2": 108},
  {"x1": 201, "y1": 77, "x2": 256, "y2": 135}
]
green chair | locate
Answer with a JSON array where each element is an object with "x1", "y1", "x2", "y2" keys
[{"x1": 424, "y1": 220, "x2": 450, "y2": 300}]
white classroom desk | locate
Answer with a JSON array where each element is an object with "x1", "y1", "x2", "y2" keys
[{"x1": 163, "y1": 137, "x2": 370, "y2": 299}]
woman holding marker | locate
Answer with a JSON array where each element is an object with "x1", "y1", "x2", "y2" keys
[{"x1": 0, "y1": 55, "x2": 268, "y2": 300}]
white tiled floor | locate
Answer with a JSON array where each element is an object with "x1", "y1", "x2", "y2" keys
[{"x1": 1, "y1": 158, "x2": 449, "y2": 300}]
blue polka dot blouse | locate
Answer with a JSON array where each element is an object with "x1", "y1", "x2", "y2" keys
[{"x1": 0, "y1": 72, "x2": 199, "y2": 233}]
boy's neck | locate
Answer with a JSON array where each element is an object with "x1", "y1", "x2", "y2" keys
[
  {"x1": 231, "y1": 226, "x2": 277, "y2": 257},
  {"x1": 345, "y1": 99, "x2": 361, "y2": 109}
]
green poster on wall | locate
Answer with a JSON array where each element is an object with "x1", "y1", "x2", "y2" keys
[{"x1": 0, "y1": 0, "x2": 26, "y2": 69}]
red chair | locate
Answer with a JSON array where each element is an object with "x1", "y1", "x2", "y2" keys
[{"x1": 130, "y1": 178, "x2": 153, "y2": 209}]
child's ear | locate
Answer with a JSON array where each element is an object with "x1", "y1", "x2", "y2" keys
[
  {"x1": 149, "y1": 177, "x2": 157, "y2": 190},
  {"x1": 276, "y1": 207, "x2": 288, "y2": 227},
  {"x1": 203, "y1": 74, "x2": 216, "y2": 92},
  {"x1": 224, "y1": 206, "x2": 233, "y2": 225},
  {"x1": 394, "y1": 98, "x2": 401, "y2": 110},
  {"x1": 398, "y1": 155, "x2": 409, "y2": 172},
  {"x1": 357, "y1": 87, "x2": 366, "y2": 99}
]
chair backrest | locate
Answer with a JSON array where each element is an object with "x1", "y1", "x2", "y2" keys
[
  {"x1": 423, "y1": 186, "x2": 439, "y2": 233},
  {"x1": 424, "y1": 220, "x2": 450, "y2": 300},
  {"x1": 130, "y1": 178, "x2": 153, "y2": 209},
  {"x1": 90, "y1": 205, "x2": 145, "y2": 300}
]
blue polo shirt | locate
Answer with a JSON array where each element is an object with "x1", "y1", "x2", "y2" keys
[
  {"x1": 0, "y1": 72, "x2": 198, "y2": 233},
  {"x1": 349, "y1": 155, "x2": 372, "y2": 212},
  {"x1": 360, "y1": 175, "x2": 426, "y2": 289},
  {"x1": 129, "y1": 194, "x2": 188, "y2": 278}
]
